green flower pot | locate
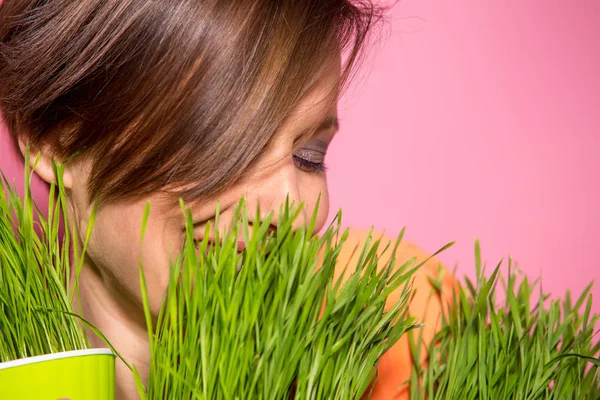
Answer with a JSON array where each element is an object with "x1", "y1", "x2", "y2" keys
[{"x1": 0, "y1": 349, "x2": 115, "y2": 399}]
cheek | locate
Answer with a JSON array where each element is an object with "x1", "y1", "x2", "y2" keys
[
  {"x1": 67, "y1": 163, "x2": 183, "y2": 315},
  {"x1": 299, "y1": 174, "x2": 330, "y2": 233},
  {"x1": 82, "y1": 200, "x2": 182, "y2": 315}
]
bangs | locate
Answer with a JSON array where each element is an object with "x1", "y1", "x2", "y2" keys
[{"x1": 0, "y1": 0, "x2": 385, "y2": 205}]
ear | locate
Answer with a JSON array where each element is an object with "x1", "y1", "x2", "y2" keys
[{"x1": 17, "y1": 136, "x2": 73, "y2": 189}]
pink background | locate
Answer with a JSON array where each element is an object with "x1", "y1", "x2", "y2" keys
[
  {"x1": 330, "y1": 0, "x2": 600, "y2": 312},
  {"x1": 1, "y1": 1, "x2": 599, "y2": 312}
]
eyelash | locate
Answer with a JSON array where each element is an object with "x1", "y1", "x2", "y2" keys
[{"x1": 292, "y1": 154, "x2": 327, "y2": 173}]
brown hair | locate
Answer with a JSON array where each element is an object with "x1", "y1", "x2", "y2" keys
[{"x1": 0, "y1": 0, "x2": 384, "y2": 205}]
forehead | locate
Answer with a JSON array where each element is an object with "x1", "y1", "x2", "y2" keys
[{"x1": 282, "y1": 57, "x2": 342, "y2": 131}]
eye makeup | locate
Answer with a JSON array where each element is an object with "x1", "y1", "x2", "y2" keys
[
  {"x1": 293, "y1": 140, "x2": 329, "y2": 173},
  {"x1": 291, "y1": 114, "x2": 338, "y2": 174}
]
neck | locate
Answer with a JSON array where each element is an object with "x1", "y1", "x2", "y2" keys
[{"x1": 77, "y1": 261, "x2": 150, "y2": 400}]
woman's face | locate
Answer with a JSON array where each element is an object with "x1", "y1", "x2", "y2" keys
[{"x1": 64, "y1": 60, "x2": 341, "y2": 316}]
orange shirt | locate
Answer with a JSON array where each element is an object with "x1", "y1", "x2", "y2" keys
[{"x1": 333, "y1": 229, "x2": 458, "y2": 400}]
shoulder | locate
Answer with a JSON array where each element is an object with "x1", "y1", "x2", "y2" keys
[
  {"x1": 334, "y1": 227, "x2": 458, "y2": 331},
  {"x1": 334, "y1": 228, "x2": 458, "y2": 399},
  {"x1": 335, "y1": 228, "x2": 454, "y2": 289}
]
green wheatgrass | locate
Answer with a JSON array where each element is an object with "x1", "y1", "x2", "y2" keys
[
  {"x1": 409, "y1": 241, "x2": 600, "y2": 400},
  {"x1": 0, "y1": 153, "x2": 90, "y2": 362},
  {"x1": 1, "y1": 157, "x2": 598, "y2": 399},
  {"x1": 134, "y1": 199, "x2": 429, "y2": 399}
]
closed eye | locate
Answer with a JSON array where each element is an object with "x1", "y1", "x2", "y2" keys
[{"x1": 293, "y1": 154, "x2": 327, "y2": 173}]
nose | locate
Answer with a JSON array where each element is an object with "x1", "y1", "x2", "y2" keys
[{"x1": 242, "y1": 157, "x2": 308, "y2": 232}]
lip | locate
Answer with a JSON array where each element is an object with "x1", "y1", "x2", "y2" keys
[{"x1": 236, "y1": 240, "x2": 246, "y2": 252}]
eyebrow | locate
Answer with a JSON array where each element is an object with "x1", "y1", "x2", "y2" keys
[{"x1": 319, "y1": 116, "x2": 340, "y2": 132}]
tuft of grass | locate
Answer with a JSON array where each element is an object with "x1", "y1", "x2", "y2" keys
[
  {"x1": 134, "y1": 199, "x2": 425, "y2": 399},
  {"x1": 0, "y1": 153, "x2": 90, "y2": 362},
  {"x1": 3, "y1": 159, "x2": 599, "y2": 399},
  {"x1": 409, "y1": 240, "x2": 600, "y2": 400}
]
